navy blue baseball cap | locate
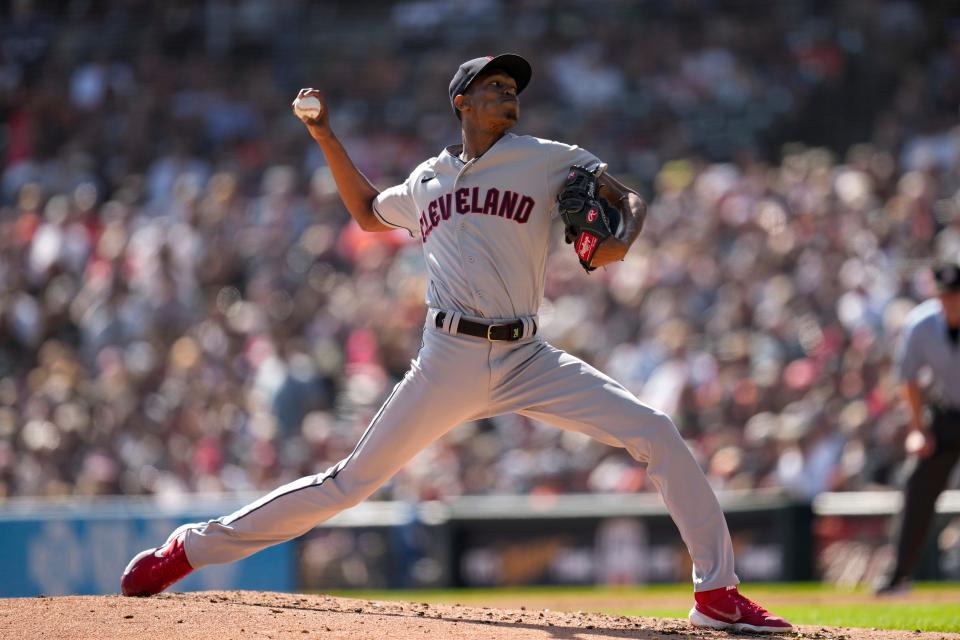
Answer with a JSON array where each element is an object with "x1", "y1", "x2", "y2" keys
[
  {"x1": 934, "y1": 260, "x2": 960, "y2": 292},
  {"x1": 448, "y1": 54, "x2": 532, "y2": 111}
]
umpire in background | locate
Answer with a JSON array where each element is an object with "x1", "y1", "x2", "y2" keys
[{"x1": 876, "y1": 259, "x2": 960, "y2": 594}]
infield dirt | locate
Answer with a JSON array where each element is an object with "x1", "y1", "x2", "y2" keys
[{"x1": 2, "y1": 591, "x2": 958, "y2": 640}]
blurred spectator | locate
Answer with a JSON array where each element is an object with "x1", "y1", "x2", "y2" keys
[{"x1": 0, "y1": 0, "x2": 958, "y2": 501}]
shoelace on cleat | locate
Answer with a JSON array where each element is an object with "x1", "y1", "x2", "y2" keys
[{"x1": 731, "y1": 593, "x2": 772, "y2": 618}]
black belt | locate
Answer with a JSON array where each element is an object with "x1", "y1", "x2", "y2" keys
[{"x1": 435, "y1": 312, "x2": 535, "y2": 342}]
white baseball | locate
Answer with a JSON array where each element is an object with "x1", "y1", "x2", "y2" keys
[{"x1": 294, "y1": 96, "x2": 323, "y2": 121}]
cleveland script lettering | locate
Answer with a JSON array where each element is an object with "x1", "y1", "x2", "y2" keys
[{"x1": 419, "y1": 187, "x2": 535, "y2": 242}]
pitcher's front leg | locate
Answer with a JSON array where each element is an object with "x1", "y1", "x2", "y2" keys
[
  {"x1": 121, "y1": 337, "x2": 483, "y2": 596},
  {"x1": 182, "y1": 372, "x2": 476, "y2": 567}
]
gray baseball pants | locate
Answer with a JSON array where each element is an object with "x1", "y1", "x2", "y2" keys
[{"x1": 181, "y1": 311, "x2": 739, "y2": 591}]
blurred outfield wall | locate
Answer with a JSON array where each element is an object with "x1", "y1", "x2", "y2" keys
[{"x1": 1, "y1": 490, "x2": 959, "y2": 596}]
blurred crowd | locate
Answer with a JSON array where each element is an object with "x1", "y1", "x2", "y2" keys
[{"x1": 1, "y1": 0, "x2": 959, "y2": 501}]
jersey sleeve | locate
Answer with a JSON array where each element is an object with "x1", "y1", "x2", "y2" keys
[
  {"x1": 543, "y1": 140, "x2": 609, "y2": 217},
  {"x1": 372, "y1": 181, "x2": 419, "y2": 237},
  {"x1": 893, "y1": 315, "x2": 924, "y2": 383}
]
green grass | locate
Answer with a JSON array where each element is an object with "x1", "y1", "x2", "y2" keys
[
  {"x1": 328, "y1": 582, "x2": 960, "y2": 632},
  {"x1": 613, "y1": 604, "x2": 960, "y2": 634}
]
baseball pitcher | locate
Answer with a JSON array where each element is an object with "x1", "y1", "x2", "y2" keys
[{"x1": 120, "y1": 54, "x2": 792, "y2": 633}]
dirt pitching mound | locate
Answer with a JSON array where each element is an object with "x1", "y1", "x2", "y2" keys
[{"x1": 1, "y1": 591, "x2": 957, "y2": 640}]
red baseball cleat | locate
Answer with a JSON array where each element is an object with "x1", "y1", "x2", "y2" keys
[
  {"x1": 689, "y1": 586, "x2": 793, "y2": 633},
  {"x1": 120, "y1": 531, "x2": 194, "y2": 597}
]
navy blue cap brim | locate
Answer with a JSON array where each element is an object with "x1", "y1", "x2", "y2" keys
[
  {"x1": 449, "y1": 54, "x2": 532, "y2": 109},
  {"x1": 474, "y1": 54, "x2": 532, "y2": 94}
]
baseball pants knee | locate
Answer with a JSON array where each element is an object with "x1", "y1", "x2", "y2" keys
[{"x1": 486, "y1": 339, "x2": 739, "y2": 591}]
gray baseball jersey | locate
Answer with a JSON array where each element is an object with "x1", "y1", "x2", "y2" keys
[
  {"x1": 372, "y1": 133, "x2": 605, "y2": 319},
  {"x1": 895, "y1": 299, "x2": 960, "y2": 408},
  {"x1": 175, "y1": 133, "x2": 740, "y2": 593}
]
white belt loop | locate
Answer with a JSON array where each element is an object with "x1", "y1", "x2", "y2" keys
[
  {"x1": 450, "y1": 311, "x2": 463, "y2": 335},
  {"x1": 524, "y1": 315, "x2": 539, "y2": 338},
  {"x1": 430, "y1": 309, "x2": 451, "y2": 335},
  {"x1": 431, "y1": 309, "x2": 444, "y2": 333}
]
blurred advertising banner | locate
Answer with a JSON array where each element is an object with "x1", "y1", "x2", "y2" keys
[
  {"x1": 442, "y1": 492, "x2": 813, "y2": 587},
  {"x1": 5, "y1": 490, "x2": 958, "y2": 594},
  {"x1": 813, "y1": 491, "x2": 960, "y2": 586},
  {"x1": 0, "y1": 495, "x2": 295, "y2": 597},
  {"x1": 296, "y1": 501, "x2": 450, "y2": 591}
]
